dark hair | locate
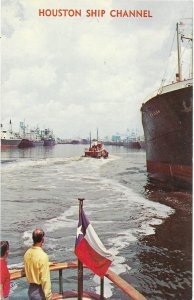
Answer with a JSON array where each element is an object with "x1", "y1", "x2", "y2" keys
[
  {"x1": 1, "y1": 241, "x2": 9, "y2": 257},
  {"x1": 32, "y1": 229, "x2": 45, "y2": 244}
]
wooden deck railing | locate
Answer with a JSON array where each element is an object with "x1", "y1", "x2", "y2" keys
[{"x1": 10, "y1": 261, "x2": 146, "y2": 300}]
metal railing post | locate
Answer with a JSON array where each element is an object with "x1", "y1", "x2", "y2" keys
[
  {"x1": 78, "y1": 259, "x2": 83, "y2": 300},
  {"x1": 59, "y1": 269, "x2": 63, "y2": 294},
  {"x1": 77, "y1": 198, "x2": 84, "y2": 300},
  {"x1": 100, "y1": 277, "x2": 104, "y2": 299}
]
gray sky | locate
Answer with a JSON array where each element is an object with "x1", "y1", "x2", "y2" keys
[{"x1": 2, "y1": 0, "x2": 193, "y2": 139}]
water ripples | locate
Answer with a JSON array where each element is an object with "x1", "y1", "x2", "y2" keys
[{"x1": 1, "y1": 145, "x2": 192, "y2": 299}]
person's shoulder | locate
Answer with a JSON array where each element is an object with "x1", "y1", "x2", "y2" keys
[
  {"x1": 24, "y1": 247, "x2": 31, "y2": 254},
  {"x1": 0, "y1": 259, "x2": 6, "y2": 267},
  {"x1": 39, "y1": 249, "x2": 49, "y2": 264},
  {"x1": 24, "y1": 247, "x2": 33, "y2": 257},
  {"x1": 40, "y1": 248, "x2": 49, "y2": 258}
]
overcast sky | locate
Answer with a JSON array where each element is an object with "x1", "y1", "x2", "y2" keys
[{"x1": 2, "y1": 0, "x2": 193, "y2": 139}]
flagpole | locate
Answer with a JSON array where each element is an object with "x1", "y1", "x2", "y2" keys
[{"x1": 78, "y1": 198, "x2": 84, "y2": 300}]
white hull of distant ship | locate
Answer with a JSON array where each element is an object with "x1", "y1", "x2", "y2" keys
[
  {"x1": 1, "y1": 135, "x2": 22, "y2": 148},
  {"x1": 1, "y1": 125, "x2": 22, "y2": 148}
]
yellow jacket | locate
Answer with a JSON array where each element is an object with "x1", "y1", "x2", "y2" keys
[{"x1": 24, "y1": 246, "x2": 52, "y2": 300}]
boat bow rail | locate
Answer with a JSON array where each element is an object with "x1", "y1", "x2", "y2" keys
[
  {"x1": 141, "y1": 78, "x2": 193, "y2": 106},
  {"x1": 10, "y1": 261, "x2": 146, "y2": 300}
]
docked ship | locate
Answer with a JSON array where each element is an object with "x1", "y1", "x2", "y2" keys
[
  {"x1": 42, "y1": 128, "x2": 56, "y2": 146},
  {"x1": 123, "y1": 140, "x2": 141, "y2": 149},
  {"x1": 123, "y1": 129, "x2": 142, "y2": 149},
  {"x1": 1, "y1": 129, "x2": 22, "y2": 148},
  {"x1": 19, "y1": 125, "x2": 44, "y2": 148},
  {"x1": 141, "y1": 22, "x2": 193, "y2": 187},
  {"x1": 1, "y1": 122, "x2": 22, "y2": 148}
]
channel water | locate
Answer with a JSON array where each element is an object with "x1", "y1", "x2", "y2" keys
[{"x1": 1, "y1": 144, "x2": 192, "y2": 299}]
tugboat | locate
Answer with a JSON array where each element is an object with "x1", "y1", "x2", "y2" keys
[
  {"x1": 141, "y1": 21, "x2": 193, "y2": 188},
  {"x1": 84, "y1": 142, "x2": 108, "y2": 159},
  {"x1": 84, "y1": 132, "x2": 108, "y2": 159}
]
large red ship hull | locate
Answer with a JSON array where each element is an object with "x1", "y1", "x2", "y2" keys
[
  {"x1": 18, "y1": 139, "x2": 33, "y2": 148},
  {"x1": 141, "y1": 84, "x2": 192, "y2": 187}
]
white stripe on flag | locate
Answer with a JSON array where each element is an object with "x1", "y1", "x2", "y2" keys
[{"x1": 85, "y1": 224, "x2": 113, "y2": 260}]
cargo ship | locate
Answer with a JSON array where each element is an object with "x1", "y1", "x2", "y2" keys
[
  {"x1": 141, "y1": 22, "x2": 193, "y2": 188},
  {"x1": 42, "y1": 128, "x2": 56, "y2": 146},
  {"x1": 1, "y1": 121, "x2": 22, "y2": 148},
  {"x1": 1, "y1": 130, "x2": 22, "y2": 148},
  {"x1": 19, "y1": 126, "x2": 44, "y2": 148}
]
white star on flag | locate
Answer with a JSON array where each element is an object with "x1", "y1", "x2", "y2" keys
[{"x1": 76, "y1": 225, "x2": 83, "y2": 238}]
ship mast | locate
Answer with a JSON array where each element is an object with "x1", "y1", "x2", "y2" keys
[
  {"x1": 181, "y1": 33, "x2": 193, "y2": 79},
  {"x1": 176, "y1": 22, "x2": 181, "y2": 82},
  {"x1": 176, "y1": 21, "x2": 193, "y2": 81},
  {"x1": 89, "y1": 131, "x2": 91, "y2": 148},
  {"x1": 9, "y1": 119, "x2": 12, "y2": 133}
]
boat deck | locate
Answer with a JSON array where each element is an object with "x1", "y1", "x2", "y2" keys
[{"x1": 10, "y1": 261, "x2": 146, "y2": 300}]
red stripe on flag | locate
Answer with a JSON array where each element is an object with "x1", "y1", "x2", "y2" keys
[{"x1": 75, "y1": 238, "x2": 112, "y2": 277}]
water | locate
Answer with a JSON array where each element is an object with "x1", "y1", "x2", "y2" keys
[{"x1": 1, "y1": 144, "x2": 192, "y2": 299}]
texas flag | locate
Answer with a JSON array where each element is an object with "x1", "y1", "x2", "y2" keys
[{"x1": 74, "y1": 208, "x2": 113, "y2": 277}]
